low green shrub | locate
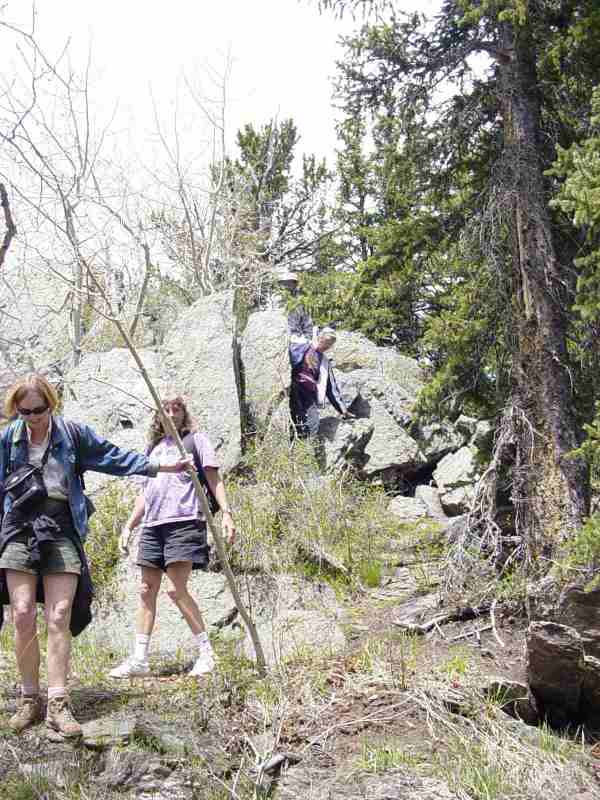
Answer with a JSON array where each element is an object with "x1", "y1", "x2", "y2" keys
[
  {"x1": 227, "y1": 436, "x2": 407, "y2": 590},
  {"x1": 555, "y1": 513, "x2": 600, "y2": 589},
  {"x1": 1, "y1": 774, "x2": 53, "y2": 800},
  {"x1": 85, "y1": 480, "x2": 136, "y2": 597}
]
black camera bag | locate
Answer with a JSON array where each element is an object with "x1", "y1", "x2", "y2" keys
[{"x1": 4, "y1": 462, "x2": 48, "y2": 511}]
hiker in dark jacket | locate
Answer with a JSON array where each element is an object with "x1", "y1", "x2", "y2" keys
[
  {"x1": 0, "y1": 373, "x2": 191, "y2": 738},
  {"x1": 289, "y1": 327, "x2": 355, "y2": 439},
  {"x1": 109, "y1": 395, "x2": 235, "y2": 680},
  {"x1": 277, "y1": 270, "x2": 316, "y2": 344}
]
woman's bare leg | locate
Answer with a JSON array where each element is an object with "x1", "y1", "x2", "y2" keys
[
  {"x1": 165, "y1": 561, "x2": 206, "y2": 635},
  {"x1": 42, "y1": 572, "x2": 78, "y2": 688},
  {"x1": 6, "y1": 570, "x2": 40, "y2": 690}
]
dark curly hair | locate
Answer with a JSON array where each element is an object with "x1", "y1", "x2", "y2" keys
[{"x1": 147, "y1": 395, "x2": 194, "y2": 451}]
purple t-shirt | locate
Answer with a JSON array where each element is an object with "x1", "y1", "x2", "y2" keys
[{"x1": 141, "y1": 433, "x2": 219, "y2": 527}]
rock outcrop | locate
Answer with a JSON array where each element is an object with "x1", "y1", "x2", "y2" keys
[
  {"x1": 526, "y1": 584, "x2": 600, "y2": 729},
  {"x1": 433, "y1": 446, "x2": 481, "y2": 516},
  {"x1": 241, "y1": 308, "x2": 290, "y2": 426},
  {"x1": 63, "y1": 291, "x2": 242, "y2": 493},
  {"x1": 94, "y1": 537, "x2": 348, "y2": 669}
]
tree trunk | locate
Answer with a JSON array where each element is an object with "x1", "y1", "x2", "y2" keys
[{"x1": 498, "y1": 16, "x2": 589, "y2": 564}]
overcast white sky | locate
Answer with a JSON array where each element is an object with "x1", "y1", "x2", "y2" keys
[{"x1": 4, "y1": 0, "x2": 439, "y2": 165}]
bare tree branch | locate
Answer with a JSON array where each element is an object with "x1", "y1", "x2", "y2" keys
[
  {"x1": 129, "y1": 242, "x2": 153, "y2": 338},
  {"x1": 0, "y1": 182, "x2": 16, "y2": 268}
]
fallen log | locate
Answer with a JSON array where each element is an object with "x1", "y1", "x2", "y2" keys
[{"x1": 393, "y1": 602, "x2": 493, "y2": 635}]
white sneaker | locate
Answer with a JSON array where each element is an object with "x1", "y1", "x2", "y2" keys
[
  {"x1": 108, "y1": 657, "x2": 151, "y2": 679},
  {"x1": 189, "y1": 648, "x2": 215, "y2": 677}
]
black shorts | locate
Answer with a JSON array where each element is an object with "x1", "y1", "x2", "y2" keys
[{"x1": 136, "y1": 520, "x2": 210, "y2": 572}]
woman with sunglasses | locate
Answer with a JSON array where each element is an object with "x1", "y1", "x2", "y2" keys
[
  {"x1": 108, "y1": 396, "x2": 235, "y2": 680},
  {"x1": 0, "y1": 374, "x2": 192, "y2": 739}
]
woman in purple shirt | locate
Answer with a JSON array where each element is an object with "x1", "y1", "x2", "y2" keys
[{"x1": 109, "y1": 396, "x2": 235, "y2": 679}]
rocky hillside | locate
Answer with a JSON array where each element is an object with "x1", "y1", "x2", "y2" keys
[{"x1": 1, "y1": 293, "x2": 600, "y2": 799}]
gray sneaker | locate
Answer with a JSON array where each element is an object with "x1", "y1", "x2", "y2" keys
[{"x1": 108, "y1": 657, "x2": 151, "y2": 678}]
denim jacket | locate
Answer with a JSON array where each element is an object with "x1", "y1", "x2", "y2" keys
[{"x1": 0, "y1": 416, "x2": 159, "y2": 541}]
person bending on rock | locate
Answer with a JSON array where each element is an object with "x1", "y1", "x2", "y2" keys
[
  {"x1": 109, "y1": 396, "x2": 235, "y2": 680},
  {"x1": 0, "y1": 374, "x2": 192, "y2": 739},
  {"x1": 289, "y1": 327, "x2": 355, "y2": 441}
]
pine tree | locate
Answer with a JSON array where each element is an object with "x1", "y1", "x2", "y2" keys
[{"x1": 316, "y1": 0, "x2": 600, "y2": 564}]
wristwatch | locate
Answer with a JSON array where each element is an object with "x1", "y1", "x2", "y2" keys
[{"x1": 221, "y1": 507, "x2": 233, "y2": 516}]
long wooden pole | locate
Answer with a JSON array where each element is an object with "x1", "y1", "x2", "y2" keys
[{"x1": 79, "y1": 259, "x2": 267, "y2": 675}]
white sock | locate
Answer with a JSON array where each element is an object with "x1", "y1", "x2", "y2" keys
[
  {"x1": 48, "y1": 686, "x2": 67, "y2": 700},
  {"x1": 194, "y1": 631, "x2": 211, "y2": 651},
  {"x1": 134, "y1": 634, "x2": 151, "y2": 661},
  {"x1": 21, "y1": 684, "x2": 39, "y2": 697}
]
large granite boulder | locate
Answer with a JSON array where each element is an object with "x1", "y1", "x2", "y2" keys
[
  {"x1": 319, "y1": 416, "x2": 374, "y2": 472},
  {"x1": 360, "y1": 404, "x2": 425, "y2": 476},
  {"x1": 238, "y1": 322, "x2": 492, "y2": 490},
  {"x1": 62, "y1": 348, "x2": 166, "y2": 494},
  {"x1": 241, "y1": 309, "x2": 290, "y2": 425},
  {"x1": 526, "y1": 621, "x2": 585, "y2": 727},
  {"x1": 328, "y1": 332, "x2": 427, "y2": 477},
  {"x1": 247, "y1": 323, "x2": 431, "y2": 478},
  {"x1": 556, "y1": 585, "x2": 600, "y2": 660},
  {"x1": 413, "y1": 420, "x2": 468, "y2": 461},
  {"x1": 62, "y1": 291, "x2": 243, "y2": 493},
  {"x1": 162, "y1": 291, "x2": 241, "y2": 472},
  {"x1": 95, "y1": 548, "x2": 347, "y2": 669},
  {"x1": 433, "y1": 446, "x2": 481, "y2": 515},
  {"x1": 414, "y1": 485, "x2": 449, "y2": 523},
  {"x1": 332, "y1": 331, "x2": 424, "y2": 398},
  {"x1": 388, "y1": 495, "x2": 429, "y2": 521}
]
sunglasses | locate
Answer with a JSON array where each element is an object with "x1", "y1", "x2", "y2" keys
[{"x1": 17, "y1": 404, "x2": 49, "y2": 416}]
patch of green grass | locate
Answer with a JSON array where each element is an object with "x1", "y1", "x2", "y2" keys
[
  {"x1": 391, "y1": 630, "x2": 421, "y2": 690},
  {"x1": 441, "y1": 741, "x2": 512, "y2": 800},
  {"x1": 358, "y1": 738, "x2": 423, "y2": 773},
  {"x1": 251, "y1": 678, "x2": 281, "y2": 711},
  {"x1": 439, "y1": 647, "x2": 471, "y2": 679},
  {"x1": 554, "y1": 513, "x2": 600, "y2": 590},
  {"x1": 86, "y1": 481, "x2": 136, "y2": 598},
  {"x1": 227, "y1": 436, "x2": 412, "y2": 589},
  {"x1": 69, "y1": 630, "x2": 117, "y2": 688},
  {"x1": 2, "y1": 774, "x2": 53, "y2": 800},
  {"x1": 537, "y1": 722, "x2": 579, "y2": 760},
  {"x1": 279, "y1": 643, "x2": 330, "y2": 694},
  {"x1": 348, "y1": 631, "x2": 422, "y2": 690},
  {"x1": 209, "y1": 635, "x2": 263, "y2": 707},
  {"x1": 496, "y1": 568, "x2": 528, "y2": 602},
  {"x1": 359, "y1": 559, "x2": 383, "y2": 588},
  {"x1": 295, "y1": 558, "x2": 352, "y2": 597}
]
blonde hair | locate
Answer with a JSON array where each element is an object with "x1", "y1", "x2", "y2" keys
[{"x1": 4, "y1": 373, "x2": 59, "y2": 417}]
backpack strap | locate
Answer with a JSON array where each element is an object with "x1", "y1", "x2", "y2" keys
[
  {"x1": 1, "y1": 421, "x2": 28, "y2": 520},
  {"x1": 181, "y1": 432, "x2": 220, "y2": 516}
]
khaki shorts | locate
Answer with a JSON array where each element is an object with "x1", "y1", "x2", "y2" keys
[{"x1": 0, "y1": 532, "x2": 82, "y2": 576}]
